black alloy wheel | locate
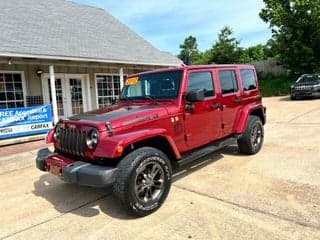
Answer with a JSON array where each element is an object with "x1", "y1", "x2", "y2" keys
[{"x1": 114, "y1": 147, "x2": 172, "y2": 217}]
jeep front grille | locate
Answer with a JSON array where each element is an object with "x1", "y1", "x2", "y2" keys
[{"x1": 57, "y1": 128, "x2": 87, "y2": 157}]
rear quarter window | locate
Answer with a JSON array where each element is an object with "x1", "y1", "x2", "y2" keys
[{"x1": 240, "y1": 69, "x2": 257, "y2": 91}]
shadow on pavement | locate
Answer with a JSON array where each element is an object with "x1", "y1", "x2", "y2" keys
[
  {"x1": 32, "y1": 146, "x2": 239, "y2": 219},
  {"x1": 278, "y1": 95, "x2": 293, "y2": 101},
  {"x1": 280, "y1": 95, "x2": 319, "y2": 102},
  {"x1": 32, "y1": 173, "x2": 133, "y2": 220},
  {"x1": 172, "y1": 151, "x2": 224, "y2": 182}
]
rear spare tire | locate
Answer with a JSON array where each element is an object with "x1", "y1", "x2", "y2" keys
[{"x1": 113, "y1": 147, "x2": 172, "y2": 217}]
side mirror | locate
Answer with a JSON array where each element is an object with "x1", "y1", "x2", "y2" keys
[{"x1": 187, "y1": 89, "x2": 205, "y2": 102}]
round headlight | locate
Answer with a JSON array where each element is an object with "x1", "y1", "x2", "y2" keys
[
  {"x1": 86, "y1": 129, "x2": 99, "y2": 149},
  {"x1": 53, "y1": 126, "x2": 61, "y2": 141}
]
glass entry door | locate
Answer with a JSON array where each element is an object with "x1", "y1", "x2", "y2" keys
[
  {"x1": 47, "y1": 78, "x2": 65, "y2": 118},
  {"x1": 69, "y1": 77, "x2": 84, "y2": 115},
  {"x1": 42, "y1": 74, "x2": 89, "y2": 118}
]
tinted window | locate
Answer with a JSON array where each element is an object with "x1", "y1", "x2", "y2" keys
[
  {"x1": 188, "y1": 72, "x2": 214, "y2": 97},
  {"x1": 218, "y1": 70, "x2": 238, "y2": 94},
  {"x1": 297, "y1": 74, "x2": 320, "y2": 84},
  {"x1": 240, "y1": 69, "x2": 257, "y2": 91}
]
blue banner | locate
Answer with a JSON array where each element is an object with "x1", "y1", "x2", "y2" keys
[{"x1": 0, "y1": 105, "x2": 53, "y2": 139}]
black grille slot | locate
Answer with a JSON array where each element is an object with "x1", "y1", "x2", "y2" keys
[{"x1": 58, "y1": 128, "x2": 87, "y2": 157}]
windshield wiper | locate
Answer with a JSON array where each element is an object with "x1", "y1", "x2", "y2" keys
[
  {"x1": 119, "y1": 97, "x2": 134, "y2": 105},
  {"x1": 142, "y1": 95, "x2": 159, "y2": 105},
  {"x1": 120, "y1": 96, "x2": 158, "y2": 105}
]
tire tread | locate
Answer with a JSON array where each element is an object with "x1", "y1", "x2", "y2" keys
[
  {"x1": 237, "y1": 115, "x2": 264, "y2": 155},
  {"x1": 113, "y1": 147, "x2": 171, "y2": 217}
]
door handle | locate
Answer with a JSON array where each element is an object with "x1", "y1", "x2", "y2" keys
[
  {"x1": 211, "y1": 103, "x2": 223, "y2": 110},
  {"x1": 233, "y1": 98, "x2": 242, "y2": 104}
]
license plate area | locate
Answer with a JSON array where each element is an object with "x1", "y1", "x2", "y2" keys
[
  {"x1": 50, "y1": 164, "x2": 62, "y2": 176},
  {"x1": 46, "y1": 155, "x2": 75, "y2": 177}
]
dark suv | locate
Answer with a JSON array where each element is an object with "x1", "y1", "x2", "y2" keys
[
  {"x1": 291, "y1": 74, "x2": 320, "y2": 100},
  {"x1": 36, "y1": 64, "x2": 266, "y2": 216}
]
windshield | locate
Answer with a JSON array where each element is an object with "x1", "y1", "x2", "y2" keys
[
  {"x1": 297, "y1": 74, "x2": 320, "y2": 84},
  {"x1": 121, "y1": 70, "x2": 182, "y2": 100}
]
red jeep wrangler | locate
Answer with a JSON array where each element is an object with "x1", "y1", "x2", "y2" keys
[{"x1": 36, "y1": 64, "x2": 266, "y2": 216}]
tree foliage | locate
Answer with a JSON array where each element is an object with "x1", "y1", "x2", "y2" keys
[
  {"x1": 210, "y1": 26, "x2": 243, "y2": 64},
  {"x1": 245, "y1": 44, "x2": 267, "y2": 61},
  {"x1": 260, "y1": 0, "x2": 320, "y2": 74},
  {"x1": 178, "y1": 27, "x2": 270, "y2": 65},
  {"x1": 178, "y1": 35, "x2": 200, "y2": 65}
]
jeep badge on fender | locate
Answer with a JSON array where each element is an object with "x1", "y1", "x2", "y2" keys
[{"x1": 36, "y1": 64, "x2": 266, "y2": 217}]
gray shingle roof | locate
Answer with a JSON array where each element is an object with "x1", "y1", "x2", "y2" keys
[{"x1": 0, "y1": 0, "x2": 182, "y2": 66}]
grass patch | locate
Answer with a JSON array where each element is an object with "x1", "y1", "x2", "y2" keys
[{"x1": 258, "y1": 74, "x2": 295, "y2": 97}]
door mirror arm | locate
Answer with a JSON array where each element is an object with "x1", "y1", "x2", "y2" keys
[
  {"x1": 185, "y1": 102, "x2": 195, "y2": 111},
  {"x1": 186, "y1": 89, "x2": 205, "y2": 102}
]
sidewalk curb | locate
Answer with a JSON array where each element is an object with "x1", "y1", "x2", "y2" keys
[
  {"x1": 0, "y1": 134, "x2": 46, "y2": 147},
  {"x1": 0, "y1": 146, "x2": 54, "y2": 175}
]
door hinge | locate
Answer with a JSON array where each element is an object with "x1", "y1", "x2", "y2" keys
[{"x1": 184, "y1": 134, "x2": 191, "y2": 141}]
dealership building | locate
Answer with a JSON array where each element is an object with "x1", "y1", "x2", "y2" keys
[{"x1": 0, "y1": 0, "x2": 181, "y2": 144}]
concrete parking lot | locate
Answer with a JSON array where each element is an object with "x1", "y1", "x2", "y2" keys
[{"x1": 0, "y1": 96, "x2": 319, "y2": 240}]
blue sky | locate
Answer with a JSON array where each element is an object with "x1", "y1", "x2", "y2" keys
[{"x1": 73, "y1": 0, "x2": 272, "y2": 55}]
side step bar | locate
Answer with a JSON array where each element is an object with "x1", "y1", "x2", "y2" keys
[{"x1": 177, "y1": 135, "x2": 239, "y2": 167}]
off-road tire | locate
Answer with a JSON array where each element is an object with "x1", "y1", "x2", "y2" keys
[
  {"x1": 237, "y1": 115, "x2": 264, "y2": 155},
  {"x1": 113, "y1": 147, "x2": 172, "y2": 217}
]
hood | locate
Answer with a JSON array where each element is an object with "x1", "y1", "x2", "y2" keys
[{"x1": 68, "y1": 102, "x2": 170, "y2": 130}]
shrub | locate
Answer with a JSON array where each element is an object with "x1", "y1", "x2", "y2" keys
[{"x1": 258, "y1": 73, "x2": 294, "y2": 97}]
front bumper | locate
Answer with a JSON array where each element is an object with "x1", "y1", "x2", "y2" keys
[
  {"x1": 291, "y1": 89, "x2": 320, "y2": 98},
  {"x1": 36, "y1": 148, "x2": 117, "y2": 187}
]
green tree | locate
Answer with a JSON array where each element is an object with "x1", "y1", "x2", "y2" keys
[
  {"x1": 260, "y1": 0, "x2": 320, "y2": 74},
  {"x1": 245, "y1": 44, "x2": 267, "y2": 61},
  {"x1": 210, "y1": 26, "x2": 243, "y2": 64},
  {"x1": 198, "y1": 49, "x2": 214, "y2": 64},
  {"x1": 263, "y1": 37, "x2": 279, "y2": 59},
  {"x1": 238, "y1": 44, "x2": 269, "y2": 63},
  {"x1": 178, "y1": 35, "x2": 200, "y2": 65}
]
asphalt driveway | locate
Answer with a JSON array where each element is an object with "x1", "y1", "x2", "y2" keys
[{"x1": 0, "y1": 96, "x2": 319, "y2": 240}]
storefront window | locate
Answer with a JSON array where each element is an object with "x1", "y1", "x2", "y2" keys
[
  {"x1": 0, "y1": 73, "x2": 25, "y2": 109},
  {"x1": 96, "y1": 74, "x2": 121, "y2": 108}
]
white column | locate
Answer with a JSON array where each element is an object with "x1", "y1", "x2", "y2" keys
[
  {"x1": 119, "y1": 67, "x2": 124, "y2": 90},
  {"x1": 49, "y1": 65, "x2": 59, "y2": 124}
]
